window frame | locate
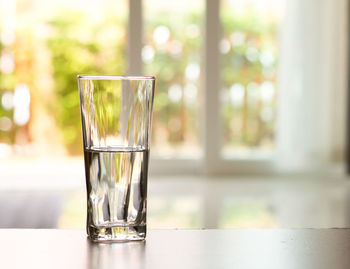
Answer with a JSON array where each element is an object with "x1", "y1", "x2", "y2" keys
[{"x1": 128, "y1": 0, "x2": 278, "y2": 175}]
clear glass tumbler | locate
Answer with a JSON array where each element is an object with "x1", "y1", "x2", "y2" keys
[{"x1": 78, "y1": 75, "x2": 155, "y2": 242}]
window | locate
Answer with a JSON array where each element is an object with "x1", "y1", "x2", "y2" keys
[
  {"x1": 0, "y1": 0, "x2": 347, "y2": 176},
  {"x1": 144, "y1": 0, "x2": 204, "y2": 158},
  {"x1": 220, "y1": 0, "x2": 284, "y2": 157},
  {"x1": 143, "y1": 0, "x2": 286, "y2": 174}
]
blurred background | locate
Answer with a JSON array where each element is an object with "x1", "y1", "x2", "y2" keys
[{"x1": 0, "y1": 0, "x2": 349, "y2": 229}]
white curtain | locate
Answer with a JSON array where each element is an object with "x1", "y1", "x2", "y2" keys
[{"x1": 276, "y1": 0, "x2": 348, "y2": 172}]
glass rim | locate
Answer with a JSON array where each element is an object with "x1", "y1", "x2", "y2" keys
[{"x1": 77, "y1": 75, "x2": 156, "y2": 81}]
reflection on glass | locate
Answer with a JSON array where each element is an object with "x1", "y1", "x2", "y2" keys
[
  {"x1": 220, "y1": 0, "x2": 285, "y2": 157},
  {"x1": 88, "y1": 241, "x2": 145, "y2": 269},
  {"x1": 219, "y1": 199, "x2": 278, "y2": 228},
  {"x1": 148, "y1": 196, "x2": 201, "y2": 228},
  {"x1": 144, "y1": 0, "x2": 203, "y2": 158}
]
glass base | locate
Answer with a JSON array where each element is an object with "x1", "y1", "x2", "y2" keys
[{"x1": 87, "y1": 225, "x2": 146, "y2": 242}]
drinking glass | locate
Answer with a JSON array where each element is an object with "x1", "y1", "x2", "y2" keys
[{"x1": 78, "y1": 75, "x2": 155, "y2": 242}]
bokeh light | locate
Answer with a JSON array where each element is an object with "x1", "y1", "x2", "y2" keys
[
  {"x1": 168, "y1": 84, "x2": 183, "y2": 103},
  {"x1": 153, "y1": 25, "x2": 170, "y2": 45},
  {"x1": 1, "y1": 92, "x2": 14, "y2": 110},
  {"x1": 260, "y1": 81, "x2": 275, "y2": 103},
  {"x1": 185, "y1": 63, "x2": 200, "y2": 81},
  {"x1": 229, "y1": 84, "x2": 245, "y2": 107},
  {"x1": 0, "y1": 53, "x2": 15, "y2": 74}
]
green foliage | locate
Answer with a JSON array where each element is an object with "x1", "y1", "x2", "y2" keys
[
  {"x1": 220, "y1": 9, "x2": 278, "y2": 149},
  {"x1": 46, "y1": 10, "x2": 126, "y2": 154},
  {"x1": 144, "y1": 10, "x2": 202, "y2": 145}
]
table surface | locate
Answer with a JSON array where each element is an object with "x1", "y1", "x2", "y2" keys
[{"x1": 1, "y1": 229, "x2": 350, "y2": 269}]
